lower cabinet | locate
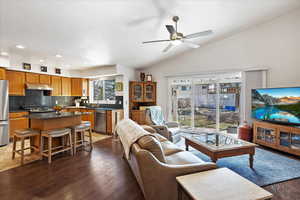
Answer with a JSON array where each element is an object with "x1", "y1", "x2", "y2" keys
[
  {"x1": 9, "y1": 112, "x2": 29, "y2": 138},
  {"x1": 130, "y1": 110, "x2": 147, "y2": 125}
]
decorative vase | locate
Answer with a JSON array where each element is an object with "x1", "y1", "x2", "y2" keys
[{"x1": 140, "y1": 72, "x2": 145, "y2": 82}]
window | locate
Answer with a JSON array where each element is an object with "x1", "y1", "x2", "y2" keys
[{"x1": 90, "y1": 79, "x2": 116, "y2": 103}]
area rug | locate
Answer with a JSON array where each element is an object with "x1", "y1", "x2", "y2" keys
[
  {"x1": 0, "y1": 132, "x2": 111, "y2": 173},
  {"x1": 178, "y1": 139, "x2": 300, "y2": 186}
]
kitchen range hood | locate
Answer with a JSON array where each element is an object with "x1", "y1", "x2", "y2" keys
[{"x1": 26, "y1": 83, "x2": 53, "y2": 91}]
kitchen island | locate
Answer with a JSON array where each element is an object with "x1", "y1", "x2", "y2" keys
[{"x1": 28, "y1": 112, "x2": 91, "y2": 153}]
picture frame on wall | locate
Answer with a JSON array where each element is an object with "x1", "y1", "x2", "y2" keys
[
  {"x1": 41, "y1": 66, "x2": 47, "y2": 72},
  {"x1": 23, "y1": 63, "x2": 31, "y2": 70},
  {"x1": 55, "y1": 68, "x2": 61, "y2": 74},
  {"x1": 116, "y1": 82, "x2": 123, "y2": 91}
]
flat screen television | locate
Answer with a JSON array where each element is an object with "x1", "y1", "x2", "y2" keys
[{"x1": 252, "y1": 87, "x2": 300, "y2": 125}]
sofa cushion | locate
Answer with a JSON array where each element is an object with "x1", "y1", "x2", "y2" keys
[
  {"x1": 168, "y1": 127, "x2": 181, "y2": 135},
  {"x1": 152, "y1": 133, "x2": 168, "y2": 142},
  {"x1": 161, "y1": 141, "x2": 184, "y2": 156},
  {"x1": 165, "y1": 151, "x2": 205, "y2": 165},
  {"x1": 141, "y1": 125, "x2": 156, "y2": 134},
  {"x1": 138, "y1": 135, "x2": 166, "y2": 163}
]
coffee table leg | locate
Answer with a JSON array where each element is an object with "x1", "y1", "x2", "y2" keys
[
  {"x1": 178, "y1": 184, "x2": 183, "y2": 200},
  {"x1": 185, "y1": 140, "x2": 189, "y2": 151},
  {"x1": 249, "y1": 154, "x2": 254, "y2": 169}
]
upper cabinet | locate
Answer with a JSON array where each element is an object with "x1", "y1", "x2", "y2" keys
[
  {"x1": 131, "y1": 82, "x2": 144, "y2": 102},
  {"x1": 143, "y1": 82, "x2": 156, "y2": 102},
  {"x1": 51, "y1": 76, "x2": 62, "y2": 96},
  {"x1": 6, "y1": 71, "x2": 26, "y2": 96},
  {"x1": 71, "y1": 78, "x2": 88, "y2": 96},
  {"x1": 0, "y1": 68, "x2": 6, "y2": 80},
  {"x1": 39, "y1": 74, "x2": 51, "y2": 85},
  {"x1": 130, "y1": 81, "x2": 156, "y2": 103},
  {"x1": 61, "y1": 77, "x2": 71, "y2": 96},
  {"x1": 26, "y1": 73, "x2": 39, "y2": 84}
]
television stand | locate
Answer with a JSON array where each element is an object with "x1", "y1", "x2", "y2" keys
[{"x1": 253, "y1": 121, "x2": 300, "y2": 156}]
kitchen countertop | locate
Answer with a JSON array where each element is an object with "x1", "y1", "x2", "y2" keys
[
  {"x1": 65, "y1": 106, "x2": 122, "y2": 110},
  {"x1": 28, "y1": 112, "x2": 91, "y2": 120}
]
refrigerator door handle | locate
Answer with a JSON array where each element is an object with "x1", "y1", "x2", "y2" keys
[{"x1": 0, "y1": 121, "x2": 9, "y2": 125}]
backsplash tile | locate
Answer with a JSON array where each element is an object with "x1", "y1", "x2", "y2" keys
[{"x1": 9, "y1": 90, "x2": 123, "y2": 111}]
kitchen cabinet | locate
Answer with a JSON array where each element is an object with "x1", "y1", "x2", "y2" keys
[
  {"x1": 61, "y1": 77, "x2": 72, "y2": 96},
  {"x1": 39, "y1": 74, "x2": 51, "y2": 85},
  {"x1": 0, "y1": 67, "x2": 6, "y2": 79},
  {"x1": 106, "y1": 110, "x2": 124, "y2": 135},
  {"x1": 26, "y1": 73, "x2": 40, "y2": 84},
  {"x1": 9, "y1": 112, "x2": 29, "y2": 138},
  {"x1": 51, "y1": 76, "x2": 62, "y2": 96},
  {"x1": 6, "y1": 70, "x2": 26, "y2": 96},
  {"x1": 71, "y1": 78, "x2": 88, "y2": 97}
]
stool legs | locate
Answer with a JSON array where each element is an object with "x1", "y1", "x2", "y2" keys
[
  {"x1": 48, "y1": 137, "x2": 52, "y2": 164},
  {"x1": 89, "y1": 128, "x2": 93, "y2": 150},
  {"x1": 12, "y1": 135, "x2": 17, "y2": 159},
  {"x1": 69, "y1": 133, "x2": 73, "y2": 156},
  {"x1": 20, "y1": 138, "x2": 25, "y2": 165}
]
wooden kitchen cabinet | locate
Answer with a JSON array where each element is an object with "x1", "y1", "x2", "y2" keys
[
  {"x1": 0, "y1": 67, "x2": 6, "y2": 79},
  {"x1": 106, "y1": 110, "x2": 124, "y2": 135},
  {"x1": 9, "y1": 112, "x2": 29, "y2": 138},
  {"x1": 39, "y1": 74, "x2": 51, "y2": 85},
  {"x1": 26, "y1": 73, "x2": 40, "y2": 84},
  {"x1": 61, "y1": 77, "x2": 72, "y2": 96},
  {"x1": 51, "y1": 76, "x2": 62, "y2": 96},
  {"x1": 6, "y1": 70, "x2": 26, "y2": 96},
  {"x1": 71, "y1": 78, "x2": 89, "y2": 97}
]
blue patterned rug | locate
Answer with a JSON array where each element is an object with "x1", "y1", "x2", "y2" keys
[{"x1": 178, "y1": 139, "x2": 300, "y2": 186}]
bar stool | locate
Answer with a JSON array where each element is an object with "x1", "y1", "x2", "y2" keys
[
  {"x1": 41, "y1": 128, "x2": 73, "y2": 164},
  {"x1": 12, "y1": 129, "x2": 40, "y2": 165},
  {"x1": 71, "y1": 122, "x2": 93, "y2": 153}
]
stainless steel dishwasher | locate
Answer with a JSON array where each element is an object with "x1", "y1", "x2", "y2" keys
[{"x1": 95, "y1": 110, "x2": 106, "y2": 133}]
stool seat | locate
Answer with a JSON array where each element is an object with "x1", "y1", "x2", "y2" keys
[
  {"x1": 15, "y1": 128, "x2": 40, "y2": 136},
  {"x1": 71, "y1": 124, "x2": 90, "y2": 131},
  {"x1": 81, "y1": 121, "x2": 91, "y2": 126},
  {"x1": 47, "y1": 128, "x2": 71, "y2": 137}
]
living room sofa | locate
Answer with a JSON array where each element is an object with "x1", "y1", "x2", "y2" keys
[{"x1": 124, "y1": 126, "x2": 217, "y2": 200}]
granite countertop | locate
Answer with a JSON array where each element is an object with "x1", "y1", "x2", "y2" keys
[
  {"x1": 28, "y1": 112, "x2": 91, "y2": 120},
  {"x1": 64, "y1": 106, "x2": 122, "y2": 111}
]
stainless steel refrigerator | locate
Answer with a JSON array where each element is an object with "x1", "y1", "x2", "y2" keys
[{"x1": 0, "y1": 80, "x2": 9, "y2": 146}]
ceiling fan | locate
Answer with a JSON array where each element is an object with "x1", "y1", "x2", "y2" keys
[{"x1": 142, "y1": 16, "x2": 213, "y2": 53}]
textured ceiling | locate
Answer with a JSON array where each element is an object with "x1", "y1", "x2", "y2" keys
[{"x1": 0, "y1": 0, "x2": 299, "y2": 70}]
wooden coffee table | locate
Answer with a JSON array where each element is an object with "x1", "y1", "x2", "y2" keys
[
  {"x1": 184, "y1": 132, "x2": 257, "y2": 168},
  {"x1": 176, "y1": 168, "x2": 273, "y2": 200}
]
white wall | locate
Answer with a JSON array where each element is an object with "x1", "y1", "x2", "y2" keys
[{"x1": 138, "y1": 8, "x2": 300, "y2": 120}]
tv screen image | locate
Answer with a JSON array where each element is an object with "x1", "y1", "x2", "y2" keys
[{"x1": 252, "y1": 87, "x2": 300, "y2": 125}]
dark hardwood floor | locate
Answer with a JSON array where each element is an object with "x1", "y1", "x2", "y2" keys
[{"x1": 0, "y1": 138, "x2": 299, "y2": 200}]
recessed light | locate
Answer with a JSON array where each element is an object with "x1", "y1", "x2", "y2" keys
[
  {"x1": 0, "y1": 52, "x2": 8, "y2": 56},
  {"x1": 40, "y1": 59, "x2": 44, "y2": 62},
  {"x1": 56, "y1": 54, "x2": 62, "y2": 58},
  {"x1": 16, "y1": 45, "x2": 25, "y2": 49}
]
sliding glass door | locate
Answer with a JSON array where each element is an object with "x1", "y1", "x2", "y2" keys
[{"x1": 169, "y1": 73, "x2": 241, "y2": 134}]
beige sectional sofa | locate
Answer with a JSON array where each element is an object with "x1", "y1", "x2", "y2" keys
[{"x1": 125, "y1": 127, "x2": 217, "y2": 200}]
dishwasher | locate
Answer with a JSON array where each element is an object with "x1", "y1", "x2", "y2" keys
[{"x1": 95, "y1": 110, "x2": 106, "y2": 133}]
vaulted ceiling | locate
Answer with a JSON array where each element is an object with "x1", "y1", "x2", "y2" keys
[{"x1": 0, "y1": 0, "x2": 299, "y2": 70}]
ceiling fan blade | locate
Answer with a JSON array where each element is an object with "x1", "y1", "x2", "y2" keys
[
  {"x1": 143, "y1": 39, "x2": 171, "y2": 44},
  {"x1": 162, "y1": 43, "x2": 174, "y2": 53},
  {"x1": 184, "y1": 30, "x2": 213, "y2": 39},
  {"x1": 182, "y1": 40, "x2": 200, "y2": 48},
  {"x1": 166, "y1": 25, "x2": 176, "y2": 35}
]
